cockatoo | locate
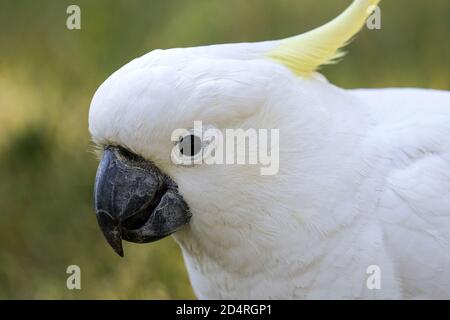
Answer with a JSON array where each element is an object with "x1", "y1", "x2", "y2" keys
[{"x1": 89, "y1": 0, "x2": 450, "y2": 299}]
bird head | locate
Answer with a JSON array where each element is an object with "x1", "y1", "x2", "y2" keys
[{"x1": 89, "y1": 0, "x2": 380, "y2": 256}]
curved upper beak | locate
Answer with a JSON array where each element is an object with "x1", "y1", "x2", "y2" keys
[{"x1": 94, "y1": 146, "x2": 191, "y2": 257}]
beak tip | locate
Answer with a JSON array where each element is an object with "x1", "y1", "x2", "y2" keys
[
  {"x1": 106, "y1": 232, "x2": 124, "y2": 258},
  {"x1": 115, "y1": 246, "x2": 124, "y2": 258},
  {"x1": 95, "y1": 210, "x2": 124, "y2": 257}
]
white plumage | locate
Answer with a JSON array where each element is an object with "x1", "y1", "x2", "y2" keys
[{"x1": 89, "y1": 0, "x2": 450, "y2": 299}]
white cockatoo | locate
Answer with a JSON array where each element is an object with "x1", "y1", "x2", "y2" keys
[{"x1": 89, "y1": 0, "x2": 450, "y2": 299}]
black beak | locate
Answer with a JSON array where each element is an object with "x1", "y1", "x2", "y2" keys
[{"x1": 94, "y1": 146, "x2": 191, "y2": 257}]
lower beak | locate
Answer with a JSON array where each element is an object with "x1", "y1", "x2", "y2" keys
[{"x1": 94, "y1": 146, "x2": 191, "y2": 257}]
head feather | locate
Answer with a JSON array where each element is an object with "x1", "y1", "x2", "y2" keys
[{"x1": 266, "y1": 0, "x2": 381, "y2": 76}]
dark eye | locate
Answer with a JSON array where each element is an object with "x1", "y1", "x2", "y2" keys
[{"x1": 179, "y1": 134, "x2": 202, "y2": 157}]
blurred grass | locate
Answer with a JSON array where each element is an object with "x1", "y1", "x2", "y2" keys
[{"x1": 0, "y1": 0, "x2": 448, "y2": 299}]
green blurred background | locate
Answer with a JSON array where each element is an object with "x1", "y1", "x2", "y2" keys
[{"x1": 0, "y1": 0, "x2": 448, "y2": 299}]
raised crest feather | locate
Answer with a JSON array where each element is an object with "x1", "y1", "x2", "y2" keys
[{"x1": 266, "y1": 0, "x2": 381, "y2": 76}]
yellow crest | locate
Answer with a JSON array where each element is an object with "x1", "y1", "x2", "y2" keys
[{"x1": 266, "y1": 0, "x2": 380, "y2": 76}]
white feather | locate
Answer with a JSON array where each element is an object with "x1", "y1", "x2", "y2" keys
[{"x1": 89, "y1": 3, "x2": 450, "y2": 299}]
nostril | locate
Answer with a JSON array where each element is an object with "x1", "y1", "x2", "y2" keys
[{"x1": 122, "y1": 185, "x2": 168, "y2": 230}]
